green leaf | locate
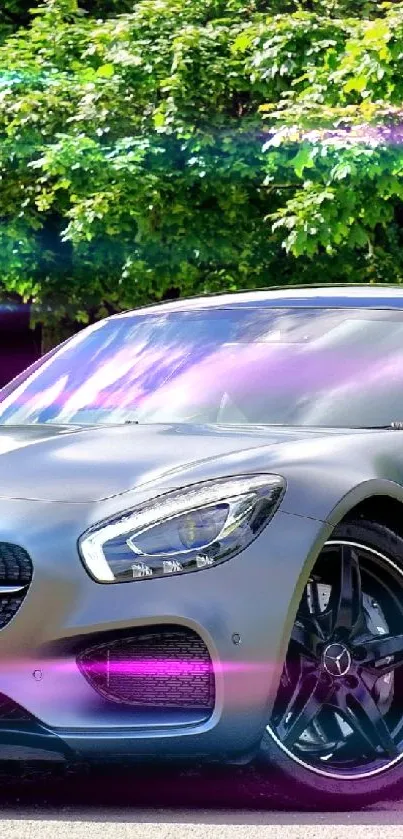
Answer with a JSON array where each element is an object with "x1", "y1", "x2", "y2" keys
[
  {"x1": 344, "y1": 75, "x2": 367, "y2": 93},
  {"x1": 363, "y1": 20, "x2": 389, "y2": 42},
  {"x1": 153, "y1": 110, "x2": 166, "y2": 128},
  {"x1": 290, "y1": 146, "x2": 315, "y2": 179},
  {"x1": 97, "y1": 63, "x2": 115, "y2": 78},
  {"x1": 258, "y1": 103, "x2": 275, "y2": 113},
  {"x1": 231, "y1": 31, "x2": 253, "y2": 54}
]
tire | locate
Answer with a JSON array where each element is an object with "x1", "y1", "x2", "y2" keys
[{"x1": 252, "y1": 518, "x2": 403, "y2": 810}]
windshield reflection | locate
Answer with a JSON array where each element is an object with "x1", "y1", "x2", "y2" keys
[{"x1": 0, "y1": 307, "x2": 402, "y2": 429}]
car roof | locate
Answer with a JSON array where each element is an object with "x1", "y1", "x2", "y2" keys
[{"x1": 111, "y1": 284, "x2": 403, "y2": 320}]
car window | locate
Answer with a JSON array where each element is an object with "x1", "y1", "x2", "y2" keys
[{"x1": 0, "y1": 306, "x2": 403, "y2": 428}]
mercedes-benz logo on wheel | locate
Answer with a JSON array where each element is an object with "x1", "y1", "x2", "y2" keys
[{"x1": 322, "y1": 643, "x2": 352, "y2": 678}]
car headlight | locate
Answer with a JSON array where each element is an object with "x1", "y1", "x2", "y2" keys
[{"x1": 79, "y1": 474, "x2": 286, "y2": 583}]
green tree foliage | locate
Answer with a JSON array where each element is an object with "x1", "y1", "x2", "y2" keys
[
  {"x1": 0, "y1": 0, "x2": 138, "y2": 37},
  {"x1": 1, "y1": 0, "x2": 403, "y2": 333}
]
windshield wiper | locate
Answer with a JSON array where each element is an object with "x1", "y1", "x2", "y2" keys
[{"x1": 362, "y1": 422, "x2": 403, "y2": 430}]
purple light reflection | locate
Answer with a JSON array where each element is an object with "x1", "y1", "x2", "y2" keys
[
  {"x1": 0, "y1": 657, "x2": 277, "y2": 677},
  {"x1": 2, "y1": 306, "x2": 403, "y2": 430}
]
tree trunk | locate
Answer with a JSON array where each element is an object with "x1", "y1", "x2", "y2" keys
[{"x1": 40, "y1": 320, "x2": 78, "y2": 355}]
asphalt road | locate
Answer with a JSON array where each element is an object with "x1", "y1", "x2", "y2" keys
[
  {"x1": 0, "y1": 764, "x2": 403, "y2": 838},
  {"x1": 1, "y1": 812, "x2": 403, "y2": 839}
]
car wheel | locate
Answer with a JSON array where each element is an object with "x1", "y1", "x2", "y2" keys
[{"x1": 257, "y1": 518, "x2": 403, "y2": 809}]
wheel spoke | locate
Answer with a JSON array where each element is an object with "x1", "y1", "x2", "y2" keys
[
  {"x1": 344, "y1": 682, "x2": 399, "y2": 759},
  {"x1": 299, "y1": 586, "x2": 326, "y2": 639},
  {"x1": 291, "y1": 621, "x2": 322, "y2": 661},
  {"x1": 358, "y1": 633, "x2": 403, "y2": 675},
  {"x1": 331, "y1": 545, "x2": 362, "y2": 635},
  {"x1": 277, "y1": 674, "x2": 334, "y2": 747}
]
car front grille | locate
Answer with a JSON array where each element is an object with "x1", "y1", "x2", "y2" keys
[
  {"x1": 0, "y1": 543, "x2": 33, "y2": 630},
  {"x1": 77, "y1": 627, "x2": 215, "y2": 710}
]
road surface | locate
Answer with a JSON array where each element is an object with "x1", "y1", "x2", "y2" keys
[{"x1": 0, "y1": 763, "x2": 402, "y2": 838}]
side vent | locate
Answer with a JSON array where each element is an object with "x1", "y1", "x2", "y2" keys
[{"x1": 77, "y1": 627, "x2": 215, "y2": 710}]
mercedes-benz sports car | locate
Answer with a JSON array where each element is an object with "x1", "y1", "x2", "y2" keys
[{"x1": 5, "y1": 285, "x2": 403, "y2": 807}]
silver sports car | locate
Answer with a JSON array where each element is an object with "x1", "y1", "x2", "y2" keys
[{"x1": 1, "y1": 284, "x2": 403, "y2": 808}]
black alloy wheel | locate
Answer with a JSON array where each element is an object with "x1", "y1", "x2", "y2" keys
[{"x1": 259, "y1": 519, "x2": 403, "y2": 808}]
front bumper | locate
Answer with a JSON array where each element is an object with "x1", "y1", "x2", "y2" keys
[{"x1": 0, "y1": 497, "x2": 331, "y2": 763}]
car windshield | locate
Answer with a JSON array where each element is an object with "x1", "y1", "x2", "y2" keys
[{"x1": 0, "y1": 305, "x2": 403, "y2": 429}]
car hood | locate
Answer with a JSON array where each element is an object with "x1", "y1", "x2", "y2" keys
[{"x1": 0, "y1": 422, "x2": 366, "y2": 502}]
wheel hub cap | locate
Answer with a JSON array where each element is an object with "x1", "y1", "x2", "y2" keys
[{"x1": 322, "y1": 642, "x2": 352, "y2": 678}]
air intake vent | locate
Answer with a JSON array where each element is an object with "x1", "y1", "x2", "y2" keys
[
  {"x1": 77, "y1": 627, "x2": 215, "y2": 710},
  {"x1": 0, "y1": 543, "x2": 33, "y2": 630}
]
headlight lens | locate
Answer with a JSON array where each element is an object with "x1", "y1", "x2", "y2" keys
[{"x1": 79, "y1": 474, "x2": 286, "y2": 583}]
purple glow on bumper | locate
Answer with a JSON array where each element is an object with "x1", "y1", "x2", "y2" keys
[
  {"x1": 83, "y1": 658, "x2": 212, "y2": 677},
  {"x1": 0, "y1": 657, "x2": 275, "y2": 676}
]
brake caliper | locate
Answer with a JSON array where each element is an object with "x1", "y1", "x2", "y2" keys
[{"x1": 363, "y1": 593, "x2": 394, "y2": 713}]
